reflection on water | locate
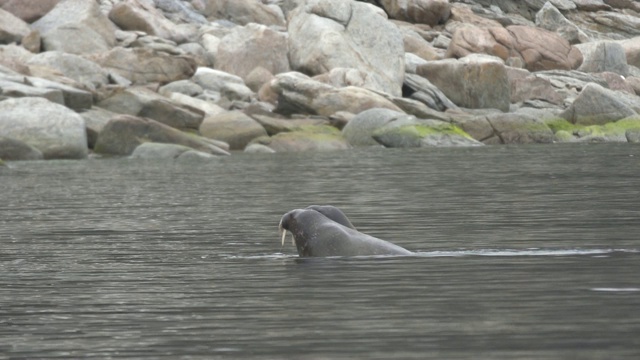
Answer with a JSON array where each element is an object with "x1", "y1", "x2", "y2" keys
[{"x1": 1, "y1": 144, "x2": 640, "y2": 359}]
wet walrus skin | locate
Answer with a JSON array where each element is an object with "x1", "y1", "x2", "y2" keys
[{"x1": 279, "y1": 207, "x2": 413, "y2": 257}]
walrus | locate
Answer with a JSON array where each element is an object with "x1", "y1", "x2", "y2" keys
[
  {"x1": 305, "y1": 205, "x2": 356, "y2": 229},
  {"x1": 278, "y1": 207, "x2": 413, "y2": 257}
]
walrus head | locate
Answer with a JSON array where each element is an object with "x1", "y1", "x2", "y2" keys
[{"x1": 278, "y1": 209, "x2": 298, "y2": 246}]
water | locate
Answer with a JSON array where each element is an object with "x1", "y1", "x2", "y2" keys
[{"x1": 1, "y1": 144, "x2": 639, "y2": 359}]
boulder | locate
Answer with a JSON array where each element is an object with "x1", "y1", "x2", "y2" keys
[
  {"x1": 372, "y1": 117, "x2": 483, "y2": 148},
  {"x1": 379, "y1": 0, "x2": 451, "y2": 26},
  {"x1": 159, "y1": 80, "x2": 203, "y2": 97},
  {"x1": 191, "y1": 67, "x2": 254, "y2": 102},
  {"x1": 0, "y1": 0, "x2": 60, "y2": 23},
  {"x1": 270, "y1": 72, "x2": 402, "y2": 116},
  {"x1": 287, "y1": 0, "x2": 405, "y2": 97},
  {"x1": 0, "y1": 136, "x2": 44, "y2": 161},
  {"x1": 31, "y1": 0, "x2": 117, "y2": 54},
  {"x1": 313, "y1": 68, "x2": 371, "y2": 89},
  {"x1": 416, "y1": 55, "x2": 511, "y2": 111},
  {"x1": 0, "y1": 97, "x2": 88, "y2": 159},
  {"x1": 245, "y1": 66, "x2": 274, "y2": 93},
  {"x1": 250, "y1": 125, "x2": 350, "y2": 152},
  {"x1": 94, "y1": 115, "x2": 229, "y2": 156},
  {"x1": 165, "y1": 92, "x2": 226, "y2": 118},
  {"x1": 176, "y1": 149, "x2": 218, "y2": 161},
  {"x1": 534, "y1": 2, "x2": 589, "y2": 44},
  {"x1": 26, "y1": 51, "x2": 109, "y2": 91},
  {"x1": 342, "y1": 108, "x2": 408, "y2": 147},
  {"x1": 97, "y1": 87, "x2": 204, "y2": 131},
  {"x1": 0, "y1": 44, "x2": 34, "y2": 73},
  {"x1": 0, "y1": 76, "x2": 65, "y2": 105},
  {"x1": 401, "y1": 28, "x2": 441, "y2": 61},
  {"x1": 201, "y1": 0, "x2": 285, "y2": 27},
  {"x1": 560, "y1": 83, "x2": 639, "y2": 125},
  {"x1": 130, "y1": 142, "x2": 214, "y2": 159},
  {"x1": 618, "y1": 37, "x2": 640, "y2": 69},
  {"x1": 446, "y1": 24, "x2": 583, "y2": 71},
  {"x1": 507, "y1": 68, "x2": 565, "y2": 106},
  {"x1": 22, "y1": 75, "x2": 93, "y2": 110},
  {"x1": 587, "y1": 12, "x2": 640, "y2": 38},
  {"x1": 216, "y1": 23, "x2": 290, "y2": 80},
  {"x1": 249, "y1": 113, "x2": 328, "y2": 136},
  {"x1": 109, "y1": 0, "x2": 188, "y2": 44},
  {"x1": 153, "y1": 0, "x2": 208, "y2": 25},
  {"x1": 89, "y1": 47, "x2": 197, "y2": 84},
  {"x1": 403, "y1": 73, "x2": 458, "y2": 112},
  {"x1": 0, "y1": 8, "x2": 30, "y2": 44},
  {"x1": 199, "y1": 111, "x2": 268, "y2": 150},
  {"x1": 485, "y1": 113, "x2": 554, "y2": 144},
  {"x1": 244, "y1": 143, "x2": 276, "y2": 153},
  {"x1": 79, "y1": 107, "x2": 119, "y2": 149},
  {"x1": 448, "y1": 112, "x2": 496, "y2": 142},
  {"x1": 575, "y1": 41, "x2": 629, "y2": 76}
]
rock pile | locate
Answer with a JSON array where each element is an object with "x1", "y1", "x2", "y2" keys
[{"x1": 1, "y1": 0, "x2": 640, "y2": 161}]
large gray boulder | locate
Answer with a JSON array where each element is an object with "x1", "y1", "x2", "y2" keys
[
  {"x1": 417, "y1": 55, "x2": 511, "y2": 111},
  {"x1": 0, "y1": 97, "x2": 88, "y2": 159},
  {"x1": 215, "y1": 23, "x2": 290, "y2": 80},
  {"x1": 287, "y1": 0, "x2": 405, "y2": 97},
  {"x1": 89, "y1": 47, "x2": 197, "y2": 85},
  {"x1": 269, "y1": 72, "x2": 402, "y2": 116},
  {"x1": 199, "y1": 111, "x2": 268, "y2": 150},
  {"x1": 97, "y1": 87, "x2": 205, "y2": 131},
  {"x1": 372, "y1": 117, "x2": 483, "y2": 148},
  {"x1": 485, "y1": 113, "x2": 554, "y2": 144},
  {"x1": 0, "y1": 76, "x2": 65, "y2": 105},
  {"x1": 342, "y1": 108, "x2": 408, "y2": 147},
  {"x1": 201, "y1": 0, "x2": 285, "y2": 27},
  {"x1": 0, "y1": 136, "x2": 44, "y2": 161},
  {"x1": 94, "y1": 115, "x2": 229, "y2": 156},
  {"x1": 250, "y1": 125, "x2": 350, "y2": 152},
  {"x1": 403, "y1": 73, "x2": 458, "y2": 112},
  {"x1": 378, "y1": 0, "x2": 451, "y2": 26},
  {"x1": 0, "y1": 8, "x2": 31, "y2": 44},
  {"x1": 26, "y1": 51, "x2": 109, "y2": 91},
  {"x1": 575, "y1": 41, "x2": 629, "y2": 76},
  {"x1": 191, "y1": 67, "x2": 254, "y2": 102},
  {"x1": 560, "y1": 83, "x2": 639, "y2": 125},
  {"x1": 535, "y1": 2, "x2": 589, "y2": 44},
  {"x1": 130, "y1": 142, "x2": 215, "y2": 160},
  {"x1": 31, "y1": 0, "x2": 117, "y2": 54}
]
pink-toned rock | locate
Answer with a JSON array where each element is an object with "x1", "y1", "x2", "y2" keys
[
  {"x1": 447, "y1": 24, "x2": 583, "y2": 71},
  {"x1": 379, "y1": 0, "x2": 451, "y2": 26},
  {"x1": 0, "y1": 0, "x2": 60, "y2": 23},
  {"x1": 507, "y1": 67, "x2": 565, "y2": 105},
  {"x1": 109, "y1": 0, "x2": 184, "y2": 43},
  {"x1": 89, "y1": 47, "x2": 197, "y2": 85},
  {"x1": 619, "y1": 36, "x2": 640, "y2": 69}
]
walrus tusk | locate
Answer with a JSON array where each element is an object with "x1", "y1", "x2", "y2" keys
[{"x1": 279, "y1": 218, "x2": 287, "y2": 246}]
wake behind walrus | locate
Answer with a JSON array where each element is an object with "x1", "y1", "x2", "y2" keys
[{"x1": 279, "y1": 206, "x2": 413, "y2": 257}]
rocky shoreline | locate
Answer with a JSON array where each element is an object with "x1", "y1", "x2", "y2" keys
[{"x1": 1, "y1": 0, "x2": 640, "y2": 161}]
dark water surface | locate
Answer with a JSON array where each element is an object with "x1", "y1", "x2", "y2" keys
[{"x1": 1, "y1": 144, "x2": 639, "y2": 359}]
